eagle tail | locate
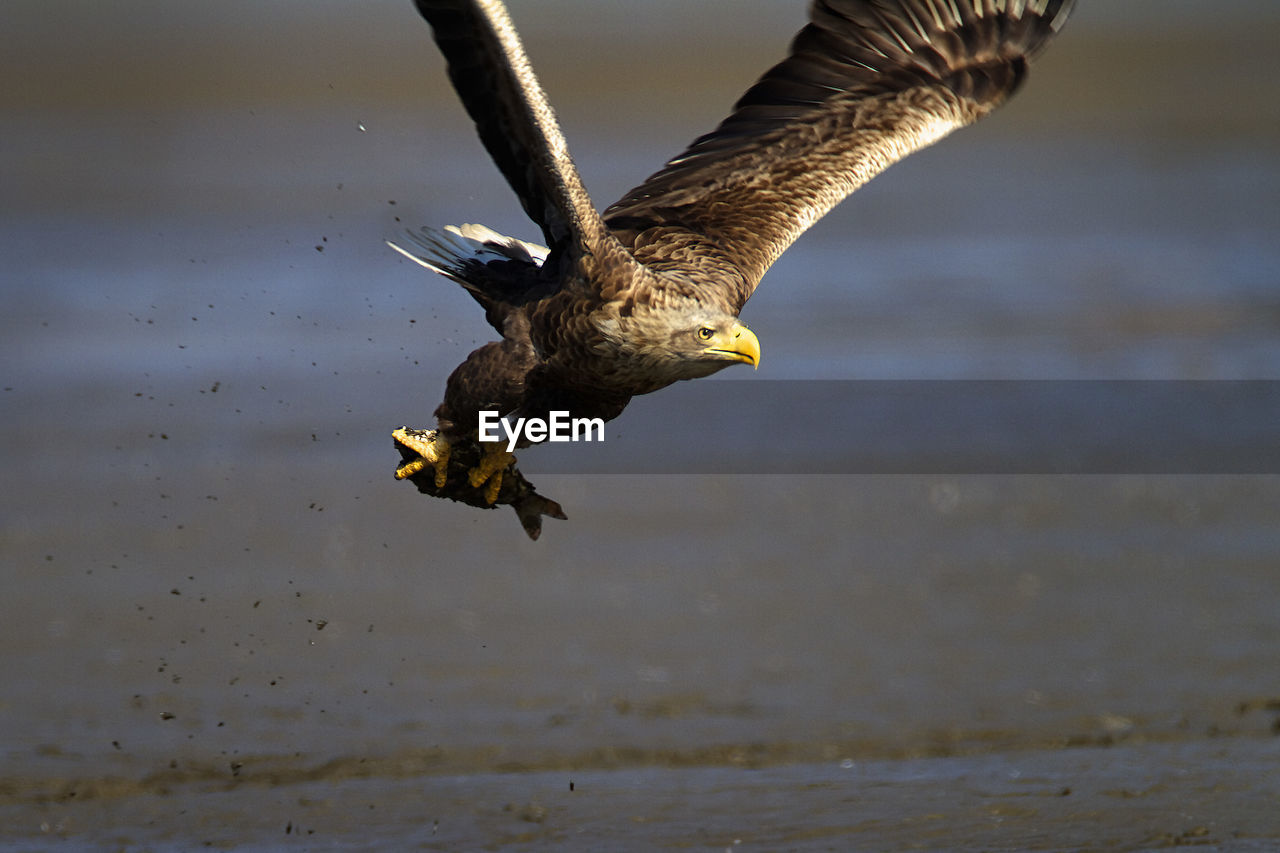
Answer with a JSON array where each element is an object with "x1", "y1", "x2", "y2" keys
[{"x1": 387, "y1": 223, "x2": 548, "y2": 286}]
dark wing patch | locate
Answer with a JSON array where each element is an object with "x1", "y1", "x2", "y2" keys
[
  {"x1": 604, "y1": 0, "x2": 1075, "y2": 311},
  {"x1": 413, "y1": 0, "x2": 609, "y2": 261}
]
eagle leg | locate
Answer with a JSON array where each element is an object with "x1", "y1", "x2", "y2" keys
[
  {"x1": 392, "y1": 427, "x2": 451, "y2": 488},
  {"x1": 467, "y1": 442, "x2": 517, "y2": 505}
]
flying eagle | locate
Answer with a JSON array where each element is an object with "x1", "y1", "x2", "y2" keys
[{"x1": 390, "y1": 0, "x2": 1075, "y2": 537}]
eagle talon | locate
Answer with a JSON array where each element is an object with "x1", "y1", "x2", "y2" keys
[
  {"x1": 396, "y1": 455, "x2": 429, "y2": 478},
  {"x1": 392, "y1": 427, "x2": 451, "y2": 488},
  {"x1": 468, "y1": 443, "x2": 517, "y2": 504}
]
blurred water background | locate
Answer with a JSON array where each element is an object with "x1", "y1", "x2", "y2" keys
[{"x1": 3, "y1": 1, "x2": 1279, "y2": 848}]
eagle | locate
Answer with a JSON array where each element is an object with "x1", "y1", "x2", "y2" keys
[{"x1": 390, "y1": 0, "x2": 1075, "y2": 537}]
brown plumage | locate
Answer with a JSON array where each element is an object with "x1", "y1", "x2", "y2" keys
[{"x1": 391, "y1": 0, "x2": 1075, "y2": 537}]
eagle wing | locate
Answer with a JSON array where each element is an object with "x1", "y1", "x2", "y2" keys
[
  {"x1": 413, "y1": 0, "x2": 614, "y2": 272},
  {"x1": 603, "y1": 0, "x2": 1075, "y2": 312}
]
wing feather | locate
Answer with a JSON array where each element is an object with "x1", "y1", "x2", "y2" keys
[
  {"x1": 603, "y1": 0, "x2": 1075, "y2": 311},
  {"x1": 413, "y1": 0, "x2": 609, "y2": 263}
]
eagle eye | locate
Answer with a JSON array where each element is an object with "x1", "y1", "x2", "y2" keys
[{"x1": 696, "y1": 327, "x2": 715, "y2": 341}]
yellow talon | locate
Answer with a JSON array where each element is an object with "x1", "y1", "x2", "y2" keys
[
  {"x1": 467, "y1": 443, "x2": 516, "y2": 505},
  {"x1": 483, "y1": 471, "x2": 503, "y2": 505},
  {"x1": 392, "y1": 428, "x2": 451, "y2": 488},
  {"x1": 396, "y1": 456, "x2": 428, "y2": 478}
]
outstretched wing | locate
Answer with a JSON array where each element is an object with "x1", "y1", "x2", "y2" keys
[
  {"x1": 604, "y1": 0, "x2": 1075, "y2": 312},
  {"x1": 413, "y1": 0, "x2": 610, "y2": 265}
]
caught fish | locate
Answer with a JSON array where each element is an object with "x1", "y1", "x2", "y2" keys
[{"x1": 393, "y1": 427, "x2": 565, "y2": 540}]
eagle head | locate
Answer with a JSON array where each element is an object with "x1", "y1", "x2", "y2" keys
[
  {"x1": 686, "y1": 314, "x2": 760, "y2": 373},
  {"x1": 596, "y1": 302, "x2": 760, "y2": 388}
]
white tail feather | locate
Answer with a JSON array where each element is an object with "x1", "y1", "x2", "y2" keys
[{"x1": 387, "y1": 224, "x2": 549, "y2": 282}]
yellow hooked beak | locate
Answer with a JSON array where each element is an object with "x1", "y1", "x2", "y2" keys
[{"x1": 704, "y1": 322, "x2": 761, "y2": 369}]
